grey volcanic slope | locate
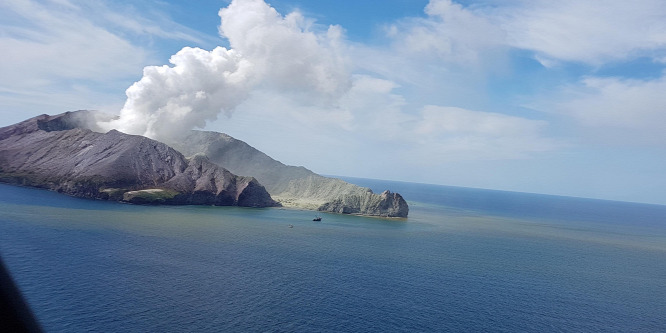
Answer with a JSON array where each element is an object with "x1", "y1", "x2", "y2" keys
[
  {"x1": 170, "y1": 130, "x2": 409, "y2": 217},
  {"x1": 0, "y1": 112, "x2": 277, "y2": 207}
]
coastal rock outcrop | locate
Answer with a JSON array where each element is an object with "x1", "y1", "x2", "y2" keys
[
  {"x1": 0, "y1": 112, "x2": 277, "y2": 207},
  {"x1": 170, "y1": 130, "x2": 409, "y2": 217},
  {"x1": 318, "y1": 190, "x2": 409, "y2": 218}
]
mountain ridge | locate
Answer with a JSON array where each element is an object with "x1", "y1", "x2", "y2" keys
[
  {"x1": 0, "y1": 112, "x2": 277, "y2": 207},
  {"x1": 0, "y1": 110, "x2": 408, "y2": 217}
]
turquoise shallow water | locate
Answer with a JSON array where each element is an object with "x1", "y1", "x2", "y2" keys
[{"x1": 1, "y1": 181, "x2": 665, "y2": 332}]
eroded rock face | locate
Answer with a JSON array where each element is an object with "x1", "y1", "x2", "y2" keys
[
  {"x1": 318, "y1": 190, "x2": 409, "y2": 218},
  {"x1": 171, "y1": 130, "x2": 410, "y2": 217},
  {"x1": 0, "y1": 112, "x2": 278, "y2": 207}
]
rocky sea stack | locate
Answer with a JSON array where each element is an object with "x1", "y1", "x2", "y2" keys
[{"x1": 318, "y1": 190, "x2": 409, "y2": 217}]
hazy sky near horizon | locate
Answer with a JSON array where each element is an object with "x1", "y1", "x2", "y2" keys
[{"x1": 1, "y1": 0, "x2": 666, "y2": 204}]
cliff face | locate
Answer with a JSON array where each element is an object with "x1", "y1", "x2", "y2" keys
[
  {"x1": 319, "y1": 190, "x2": 409, "y2": 217},
  {"x1": 0, "y1": 112, "x2": 277, "y2": 207},
  {"x1": 171, "y1": 130, "x2": 409, "y2": 217}
]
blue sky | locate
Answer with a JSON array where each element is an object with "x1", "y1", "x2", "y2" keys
[{"x1": 1, "y1": 0, "x2": 666, "y2": 204}]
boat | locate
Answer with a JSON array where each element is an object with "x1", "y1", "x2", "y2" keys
[{"x1": 312, "y1": 216, "x2": 322, "y2": 221}]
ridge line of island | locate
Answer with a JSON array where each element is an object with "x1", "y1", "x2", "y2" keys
[{"x1": 0, "y1": 110, "x2": 408, "y2": 218}]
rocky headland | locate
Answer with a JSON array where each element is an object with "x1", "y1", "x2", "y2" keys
[{"x1": 170, "y1": 131, "x2": 409, "y2": 217}]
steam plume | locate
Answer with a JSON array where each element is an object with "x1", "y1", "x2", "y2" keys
[{"x1": 99, "y1": 0, "x2": 349, "y2": 142}]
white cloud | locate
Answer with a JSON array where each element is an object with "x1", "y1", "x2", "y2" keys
[
  {"x1": 0, "y1": 0, "x2": 217, "y2": 124},
  {"x1": 210, "y1": 81, "x2": 559, "y2": 177},
  {"x1": 496, "y1": 0, "x2": 666, "y2": 65},
  {"x1": 345, "y1": 0, "x2": 511, "y2": 116},
  {"x1": 409, "y1": 105, "x2": 558, "y2": 162},
  {"x1": 386, "y1": 0, "x2": 506, "y2": 66},
  {"x1": 0, "y1": 0, "x2": 149, "y2": 85},
  {"x1": 219, "y1": 0, "x2": 351, "y2": 101},
  {"x1": 102, "y1": 3, "x2": 207, "y2": 41},
  {"x1": 545, "y1": 74, "x2": 666, "y2": 145},
  {"x1": 383, "y1": 0, "x2": 666, "y2": 67},
  {"x1": 207, "y1": 75, "x2": 406, "y2": 153},
  {"x1": 338, "y1": 75, "x2": 411, "y2": 136}
]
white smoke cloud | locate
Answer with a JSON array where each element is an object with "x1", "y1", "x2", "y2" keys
[
  {"x1": 100, "y1": 0, "x2": 350, "y2": 142},
  {"x1": 101, "y1": 46, "x2": 253, "y2": 142}
]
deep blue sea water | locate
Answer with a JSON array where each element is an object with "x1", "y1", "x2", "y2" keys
[{"x1": 1, "y1": 180, "x2": 665, "y2": 332}]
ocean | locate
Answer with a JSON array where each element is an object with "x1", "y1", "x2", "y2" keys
[{"x1": 1, "y1": 178, "x2": 665, "y2": 332}]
